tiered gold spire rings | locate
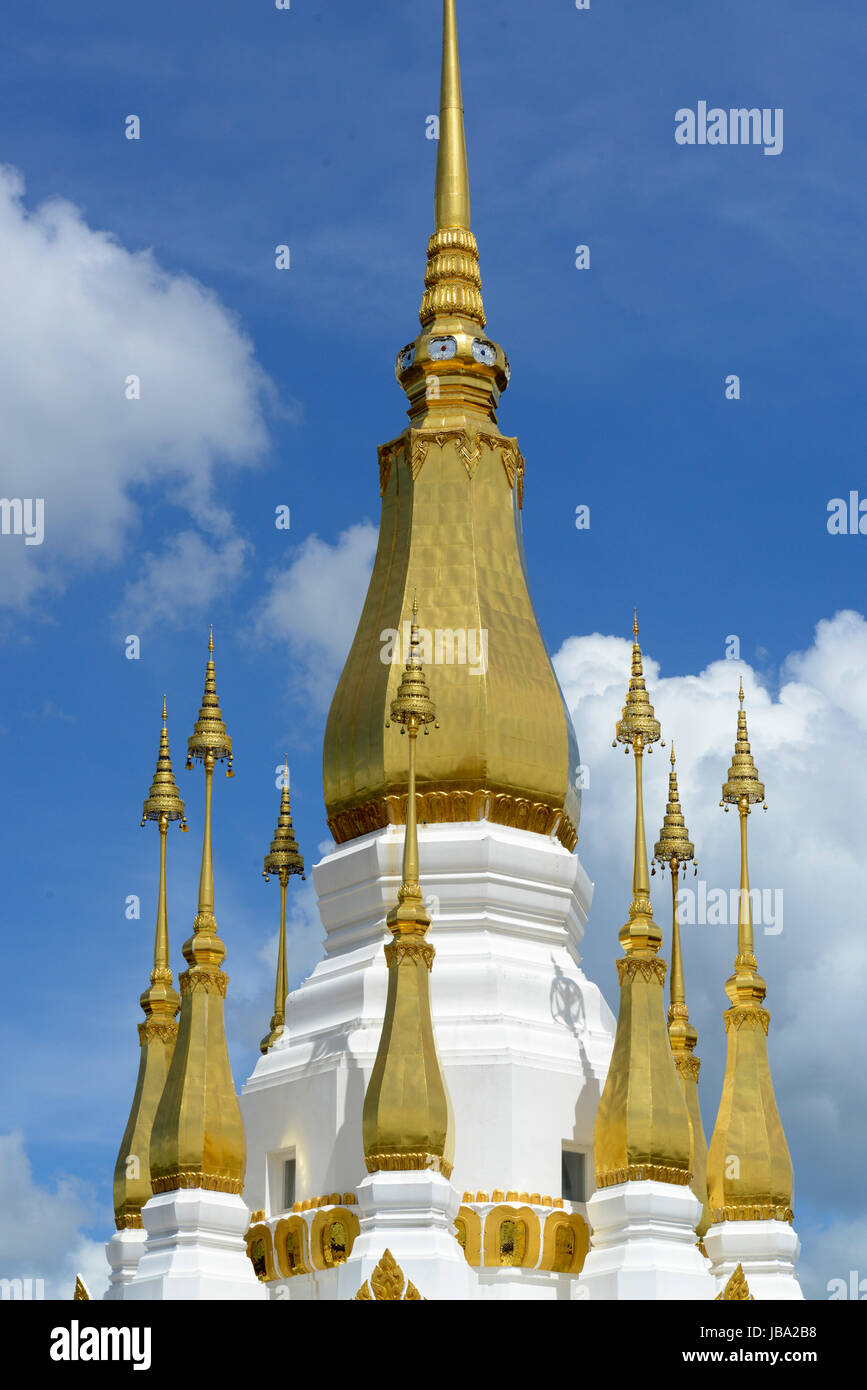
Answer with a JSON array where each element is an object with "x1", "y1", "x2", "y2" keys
[{"x1": 260, "y1": 758, "x2": 305, "y2": 1054}]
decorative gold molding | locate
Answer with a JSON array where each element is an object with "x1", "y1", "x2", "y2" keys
[
  {"x1": 114, "y1": 1212, "x2": 144, "y2": 1231},
  {"x1": 150, "y1": 1170, "x2": 244, "y2": 1195},
  {"x1": 674, "y1": 1053, "x2": 701, "y2": 1082},
  {"x1": 137, "y1": 1019, "x2": 179, "y2": 1046},
  {"x1": 616, "y1": 957, "x2": 667, "y2": 986},
  {"x1": 711, "y1": 1203, "x2": 794, "y2": 1224},
  {"x1": 354, "y1": 1248, "x2": 425, "y2": 1301},
  {"x1": 310, "y1": 1206, "x2": 361, "y2": 1271},
  {"x1": 364, "y1": 1151, "x2": 453, "y2": 1180},
  {"x1": 327, "y1": 789, "x2": 577, "y2": 854},
  {"x1": 482, "y1": 1205, "x2": 542, "y2": 1269},
  {"x1": 597, "y1": 1163, "x2": 692, "y2": 1188},
  {"x1": 273, "y1": 1214, "x2": 310, "y2": 1278},
  {"x1": 179, "y1": 967, "x2": 228, "y2": 998},
  {"x1": 384, "y1": 940, "x2": 435, "y2": 971},
  {"x1": 724, "y1": 1006, "x2": 770, "y2": 1035},
  {"x1": 539, "y1": 1211, "x2": 589, "y2": 1275},
  {"x1": 715, "y1": 1263, "x2": 754, "y2": 1300},
  {"x1": 244, "y1": 1222, "x2": 278, "y2": 1282},
  {"x1": 73, "y1": 1275, "x2": 90, "y2": 1301}
]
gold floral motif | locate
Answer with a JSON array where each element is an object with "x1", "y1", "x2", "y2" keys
[
  {"x1": 151, "y1": 1170, "x2": 244, "y2": 1195},
  {"x1": 364, "y1": 1151, "x2": 453, "y2": 1179},
  {"x1": 616, "y1": 958, "x2": 667, "y2": 986},
  {"x1": 179, "y1": 967, "x2": 228, "y2": 998},
  {"x1": 711, "y1": 1203, "x2": 794, "y2": 1224},
  {"x1": 327, "y1": 790, "x2": 577, "y2": 852},
  {"x1": 353, "y1": 1248, "x2": 426, "y2": 1300},
  {"x1": 724, "y1": 1006, "x2": 770, "y2": 1035},
  {"x1": 137, "y1": 1019, "x2": 179, "y2": 1046},
  {"x1": 597, "y1": 1163, "x2": 692, "y2": 1188},
  {"x1": 384, "y1": 940, "x2": 435, "y2": 971},
  {"x1": 674, "y1": 1053, "x2": 701, "y2": 1082},
  {"x1": 715, "y1": 1263, "x2": 754, "y2": 1300},
  {"x1": 114, "y1": 1212, "x2": 144, "y2": 1231}
]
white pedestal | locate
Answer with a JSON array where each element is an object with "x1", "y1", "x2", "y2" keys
[
  {"x1": 704, "y1": 1220, "x2": 803, "y2": 1300},
  {"x1": 104, "y1": 1227, "x2": 147, "y2": 1300},
  {"x1": 577, "y1": 1181, "x2": 714, "y2": 1300},
  {"x1": 336, "y1": 1170, "x2": 477, "y2": 1301},
  {"x1": 242, "y1": 823, "x2": 615, "y2": 1213},
  {"x1": 125, "y1": 1188, "x2": 267, "y2": 1301}
]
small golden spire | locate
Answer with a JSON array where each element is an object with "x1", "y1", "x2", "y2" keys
[
  {"x1": 113, "y1": 699, "x2": 186, "y2": 1230},
  {"x1": 593, "y1": 616, "x2": 693, "y2": 1190},
  {"x1": 419, "y1": 0, "x2": 486, "y2": 330},
  {"x1": 260, "y1": 759, "x2": 305, "y2": 1054},
  {"x1": 150, "y1": 630, "x2": 246, "y2": 1198},
  {"x1": 362, "y1": 603, "x2": 453, "y2": 1178},
  {"x1": 707, "y1": 689, "x2": 793, "y2": 1225},
  {"x1": 653, "y1": 743, "x2": 709, "y2": 1236}
]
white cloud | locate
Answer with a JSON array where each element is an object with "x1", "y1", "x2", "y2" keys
[
  {"x1": 118, "y1": 529, "x2": 251, "y2": 634},
  {"x1": 0, "y1": 1130, "x2": 108, "y2": 1300},
  {"x1": 253, "y1": 521, "x2": 377, "y2": 707},
  {"x1": 554, "y1": 609, "x2": 867, "y2": 1292},
  {"x1": 0, "y1": 166, "x2": 272, "y2": 614}
]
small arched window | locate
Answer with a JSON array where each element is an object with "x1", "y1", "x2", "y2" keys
[
  {"x1": 250, "y1": 1238, "x2": 267, "y2": 1280},
  {"x1": 498, "y1": 1219, "x2": 527, "y2": 1267},
  {"x1": 552, "y1": 1223, "x2": 576, "y2": 1273},
  {"x1": 323, "y1": 1219, "x2": 348, "y2": 1267}
]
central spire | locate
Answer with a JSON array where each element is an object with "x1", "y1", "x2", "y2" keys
[
  {"x1": 322, "y1": 0, "x2": 581, "y2": 855},
  {"x1": 434, "y1": 0, "x2": 471, "y2": 231}
]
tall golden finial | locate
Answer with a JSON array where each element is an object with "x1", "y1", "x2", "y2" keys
[
  {"x1": 149, "y1": 629, "x2": 246, "y2": 1198},
  {"x1": 112, "y1": 698, "x2": 186, "y2": 1229},
  {"x1": 653, "y1": 743, "x2": 709, "y2": 1237},
  {"x1": 419, "y1": 0, "x2": 486, "y2": 330},
  {"x1": 707, "y1": 687, "x2": 793, "y2": 1224},
  {"x1": 362, "y1": 602, "x2": 453, "y2": 1178},
  {"x1": 593, "y1": 615, "x2": 693, "y2": 1190},
  {"x1": 260, "y1": 759, "x2": 305, "y2": 1054}
]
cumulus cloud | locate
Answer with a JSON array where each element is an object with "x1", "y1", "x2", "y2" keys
[
  {"x1": 0, "y1": 166, "x2": 272, "y2": 615},
  {"x1": 0, "y1": 1131, "x2": 108, "y2": 1300},
  {"x1": 554, "y1": 610, "x2": 867, "y2": 1294},
  {"x1": 118, "y1": 530, "x2": 252, "y2": 634},
  {"x1": 253, "y1": 521, "x2": 377, "y2": 707}
]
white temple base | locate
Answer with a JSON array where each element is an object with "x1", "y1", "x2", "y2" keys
[
  {"x1": 103, "y1": 1226, "x2": 147, "y2": 1300},
  {"x1": 336, "y1": 1170, "x2": 477, "y2": 1301},
  {"x1": 125, "y1": 1189, "x2": 266, "y2": 1301},
  {"x1": 577, "y1": 1181, "x2": 714, "y2": 1300},
  {"x1": 704, "y1": 1220, "x2": 803, "y2": 1300}
]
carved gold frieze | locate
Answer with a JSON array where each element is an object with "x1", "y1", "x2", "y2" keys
[
  {"x1": 724, "y1": 1006, "x2": 770, "y2": 1035},
  {"x1": 150, "y1": 1170, "x2": 244, "y2": 1196},
  {"x1": 363, "y1": 1151, "x2": 454, "y2": 1180},
  {"x1": 327, "y1": 790, "x2": 577, "y2": 854},
  {"x1": 711, "y1": 1202, "x2": 794, "y2": 1224},
  {"x1": 674, "y1": 1053, "x2": 701, "y2": 1083},
  {"x1": 384, "y1": 940, "x2": 435, "y2": 971},
  {"x1": 137, "y1": 1019, "x2": 179, "y2": 1046},
  {"x1": 597, "y1": 1163, "x2": 693, "y2": 1188},
  {"x1": 179, "y1": 967, "x2": 228, "y2": 998},
  {"x1": 616, "y1": 957, "x2": 667, "y2": 986}
]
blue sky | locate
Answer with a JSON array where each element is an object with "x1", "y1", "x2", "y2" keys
[{"x1": 0, "y1": 0, "x2": 865, "y2": 1297}]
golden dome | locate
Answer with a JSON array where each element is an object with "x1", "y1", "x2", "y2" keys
[{"x1": 323, "y1": 0, "x2": 580, "y2": 851}]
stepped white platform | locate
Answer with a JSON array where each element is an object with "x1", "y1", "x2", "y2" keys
[{"x1": 241, "y1": 820, "x2": 616, "y2": 1299}]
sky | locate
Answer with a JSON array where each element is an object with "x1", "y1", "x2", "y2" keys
[{"x1": 0, "y1": 0, "x2": 865, "y2": 1300}]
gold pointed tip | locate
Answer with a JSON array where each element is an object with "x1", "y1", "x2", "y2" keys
[
  {"x1": 738, "y1": 675, "x2": 745, "y2": 705},
  {"x1": 162, "y1": 693, "x2": 167, "y2": 723},
  {"x1": 208, "y1": 624, "x2": 214, "y2": 654},
  {"x1": 633, "y1": 608, "x2": 639, "y2": 639},
  {"x1": 670, "y1": 742, "x2": 676, "y2": 767}
]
